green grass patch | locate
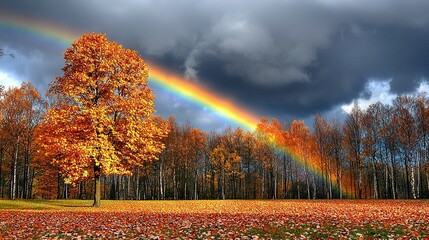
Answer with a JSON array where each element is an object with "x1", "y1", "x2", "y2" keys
[{"x1": 0, "y1": 199, "x2": 93, "y2": 210}]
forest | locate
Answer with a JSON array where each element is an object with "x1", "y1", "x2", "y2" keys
[
  {"x1": 2, "y1": 82, "x2": 429, "y2": 200},
  {"x1": 1, "y1": 34, "x2": 429, "y2": 201}
]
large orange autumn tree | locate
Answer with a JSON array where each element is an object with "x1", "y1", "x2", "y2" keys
[{"x1": 37, "y1": 33, "x2": 169, "y2": 207}]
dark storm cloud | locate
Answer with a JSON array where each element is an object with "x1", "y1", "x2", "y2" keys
[
  {"x1": 2, "y1": 0, "x2": 429, "y2": 122},
  {"x1": 193, "y1": 23, "x2": 429, "y2": 118}
]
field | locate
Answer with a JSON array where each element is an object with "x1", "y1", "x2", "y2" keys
[{"x1": 0, "y1": 200, "x2": 428, "y2": 239}]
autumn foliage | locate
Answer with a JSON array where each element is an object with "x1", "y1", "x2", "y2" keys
[
  {"x1": 1, "y1": 33, "x2": 429, "y2": 203},
  {"x1": 2, "y1": 32, "x2": 429, "y2": 239},
  {"x1": 36, "y1": 33, "x2": 168, "y2": 206},
  {"x1": 1, "y1": 200, "x2": 428, "y2": 239},
  {"x1": 0, "y1": 83, "x2": 45, "y2": 200}
]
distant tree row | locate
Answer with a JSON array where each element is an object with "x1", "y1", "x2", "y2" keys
[
  {"x1": 0, "y1": 83, "x2": 44, "y2": 199},
  {"x1": 1, "y1": 81, "x2": 429, "y2": 200},
  {"x1": 94, "y1": 95, "x2": 429, "y2": 200}
]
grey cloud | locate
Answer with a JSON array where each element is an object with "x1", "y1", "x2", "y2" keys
[
  {"x1": 2, "y1": 0, "x2": 429, "y2": 126},
  {"x1": 0, "y1": 43, "x2": 63, "y2": 92}
]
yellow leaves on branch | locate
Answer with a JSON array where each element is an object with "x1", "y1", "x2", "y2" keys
[{"x1": 36, "y1": 33, "x2": 168, "y2": 183}]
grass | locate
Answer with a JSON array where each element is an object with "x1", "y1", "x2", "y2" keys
[{"x1": 0, "y1": 199, "x2": 94, "y2": 210}]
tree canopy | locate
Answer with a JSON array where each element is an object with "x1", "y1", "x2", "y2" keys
[{"x1": 36, "y1": 33, "x2": 169, "y2": 206}]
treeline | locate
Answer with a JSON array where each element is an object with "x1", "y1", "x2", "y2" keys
[
  {"x1": 1, "y1": 82, "x2": 429, "y2": 200},
  {"x1": 0, "y1": 83, "x2": 44, "y2": 199}
]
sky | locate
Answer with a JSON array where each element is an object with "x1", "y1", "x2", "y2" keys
[{"x1": 1, "y1": 0, "x2": 429, "y2": 131}]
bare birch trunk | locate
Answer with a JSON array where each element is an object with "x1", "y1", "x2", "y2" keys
[
  {"x1": 411, "y1": 160, "x2": 417, "y2": 199},
  {"x1": 173, "y1": 162, "x2": 177, "y2": 200},
  {"x1": 417, "y1": 155, "x2": 421, "y2": 198},
  {"x1": 11, "y1": 138, "x2": 19, "y2": 200},
  {"x1": 159, "y1": 162, "x2": 164, "y2": 199},
  {"x1": 221, "y1": 166, "x2": 225, "y2": 200},
  {"x1": 390, "y1": 155, "x2": 396, "y2": 199},
  {"x1": 136, "y1": 168, "x2": 140, "y2": 200},
  {"x1": 372, "y1": 158, "x2": 378, "y2": 199}
]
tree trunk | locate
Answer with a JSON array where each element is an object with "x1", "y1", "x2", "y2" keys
[
  {"x1": 411, "y1": 159, "x2": 417, "y2": 199},
  {"x1": 390, "y1": 153, "x2": 396, "y2": 199},
  {"x1": 211, "y1": 171, "x2": 215, "y2": 199},
  {"x1": 136, "y1": 168, "x2": 140, "y2": 200},
  {"x1": 358, "y1": 164, "x2": 362, "y2": 199},
  {"x1": 29, "y1": 169, "x2": 35, "y2": 199},
  {"x1": 194, "y1": 170, "x2": 198, "y2": 200},
  {"x1": 78, "y1": 182, "x2": 83, "y2": 199},
  {"x1": 404, "y1": 154, "x2": 411, "y2": 199},
  {"x1": 142, "y1": 177, "x2": 146, "y2": 200},
  {"x1": 417, "y1": 155, "x2": 421, "y2": 199},
  {"x1": 274, "y1": 166, "x2": 278, "y2": 199},
  {"x1": 372, "y1": 157, "x2": 378, "y2": 199},
  {"x1": 247, "y1": 155, "x2": 251, "y2": 199},
  {"x1": 385, "y1": 164, "x2": 389, "y2": 199},
  {"x1": 184, "y1": 181, "x2": 187, "y2": 200},
  {"x1": 25, "y1": 162, "x2": 31, "y2": 199},
  {"x1": 324, "y1": 155, "x2": 329, "y2": 199},
  {"x1": 159, "y1": 162, "x2": 164, "y2": 200},
  {"x1": 65, "y1": 184, "x2": 68, "y2": 199},
  {"x1": 426, "y1": 173, "x2": 429, "y2": 195},
  {"x1": 297, "y1": 184, "x2": 300, "y2": 199},
  {"x1": 93, "y1": 165, "x2": 101, "y2": 207},
  {"x1": 23, "y1": 153, "x2": 28, "y2": 199},
  {"x1": 306, "y1": 171, "x2": 310, "y2": 199},
  {"x1": 202, "y1": 167, "x2": 207, "y2": 199},
  {"x1": 103, "y1": 176, "x2": 107, "y2": 199},
  {"x1": 11, "y1": 141, "x2": 19, "y2": 200},
  {"x1": 124, "y1": 176, "x2": 131, "y2": 199},
  {"x1": 312, "y1": 175, "x2": 317, "y2": 199},
  {"x1": 350, "y1": 162, "x2": 356, "y2": 199},
  {"x1": 23, "y1": 136, "x2": 32, "y2": 199},
  {"x1": 173, "y1": 162, "x2": 178, "y2": 200},
  {"x1": 109, "y1": 175, "x2": 116, "y2": 200},
  {"x1": 57, "y1": 172, "x2": 61, "y2": 199},
  {"x1": 282, "y1": 152, "x2": 287, "y2": 198},
  {"x1": 221, "y1": 167, "x2": 225, "y2": 200}
]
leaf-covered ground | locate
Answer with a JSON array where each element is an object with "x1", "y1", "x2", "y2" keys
[{"x1": 0, "y1": 200, "x2": 428, "y2": 239}]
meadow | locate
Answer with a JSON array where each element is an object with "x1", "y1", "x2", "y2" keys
[{"x1": 0, "y1": 200, "x2": 428, "y2": 239}]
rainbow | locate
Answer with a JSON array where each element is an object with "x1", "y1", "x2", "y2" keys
[
  {"x1": 0, "y1": 12, "x2": 353, "y2": 198},
  {"x1": 0, "y1": 11, "x2": 259, "y2": 130},
  {"x1": 0, "y1": 11, "x2": 79, "y2": 47},
  {"x1": 147, "y1": 64, "x2": 259, "y2": 130}
]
